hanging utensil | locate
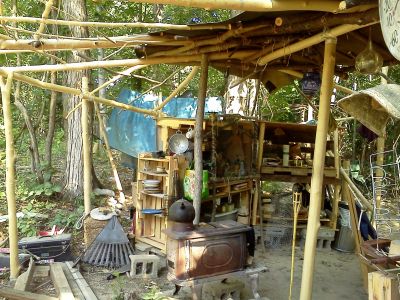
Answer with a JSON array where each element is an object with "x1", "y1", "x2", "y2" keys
[{"x1": 168, "y1": 130, "x2": 189, "y2": 154}]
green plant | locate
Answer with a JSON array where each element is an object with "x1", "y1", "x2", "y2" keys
[
  {"x1": 21, "y1": 182, "x2": 62, "y2": 201},
  {"x1": 17, "y1": 201, "x2": 54, "y2": 237},
  {"x1": 49, "y1": 206, "x2": 84, "y2": 229},
  {"x1": 140, "y1": 286, "x2": 168, "y2": 300}
]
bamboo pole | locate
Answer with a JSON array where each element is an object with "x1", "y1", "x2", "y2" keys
[
  {"x1": 90, "y1": 65, "x2": 147, "y2": 95},
  {"x1": 0, "y1": 72, "x2": 20, "y2": 279},
  {"x1": 299, "y1": 37, "x2": 337, "y2": 300},
  {"x1": 0, "y1": 36, "x2": 190, "y2": 52},
  {"x1": 4, "y1": 50, "x2": 257, "y2": 73},
  {"x1": 124, "y1": 0, "x2": 346, "y2": 12},
  {"x1": 154, "y1": 66, "x2": 199, "y2": 111},
  {"x1": 0, "y1": 16, "x2": 230, "y2": 31},
  {"x1": 339, "y1": 167, "x2": 373, "y2": 211},
  {"x1": 34, "y1": 0, "x2": 54, "y2": 40},
  {"x1": 252, "y1": 121, "x2": 266, "y2": 225},
  {"x1": 94, "y1": 103, "x2": 126, "y2": 203},
  {"x1": 193, "y1": 54, "x2": 208, "y2": 226},
  {"x1": 81, "y1": 77, "x2": 92, "y2": 215},
  {"x1": 257, "y1": 22, "x2": 378, "y2": 65},
  {"x1": 0, "y1": 70, "x2": 158, "y2": 117}
]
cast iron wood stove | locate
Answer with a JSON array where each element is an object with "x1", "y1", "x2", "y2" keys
[{"x1": 165, "y1": 220, "x2": 251, "y2": 282}]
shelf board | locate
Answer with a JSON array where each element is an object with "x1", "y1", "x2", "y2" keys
[
  {"x1": 139, "y1": 170, "x2": 169, "y2": 177},
  {"x1": 263, "y1": 216, "x2": 330, "y2": 222},
  {"x1": 138, "y1": 157, "x2": 169, "y2": 162},
  {"x1": 140, "y1": 191, "x2": 166, "y2": 198}
]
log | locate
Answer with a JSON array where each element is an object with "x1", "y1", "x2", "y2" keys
[
  {"x1": 124, "y1": 0, "x2": 347, "y2": 12},
  {"x1": 300, "y1": 37, "x2": 337, "y2": 300},
  {"x1": 82, "y1": 77, "x2": 92, "y2": 215},
  {"x1": 193, "y1": 54, "x2": 208, "y2": 225},
  {"x1": 0, "y1": 72, "x2": 20, "y2": 279}
]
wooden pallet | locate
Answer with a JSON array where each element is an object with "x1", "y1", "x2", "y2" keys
[{"x1": 261, "y1": 166, "x2": 337, "y2": 177}]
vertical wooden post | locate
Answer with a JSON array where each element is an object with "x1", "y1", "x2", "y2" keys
[
  {"x1": 193, "y1": 55, "x2": 209, "y2": 225},
  {"x1": 330, "y1": 128, "x2": 340, "y2": 229},
  {"x1": 251, "y1": 121, "x2": 265, "y2": 225},
  {"x1": 0, "y1": 72, "x2": 20, "y2": 279},
  {"x1": 299, "y1": 37, "x2": 337, "y2": 300},
  {"x1": 81, "y1": 77, "x2": 92, "y2": 215},
  {"x1": 375, "y1": 66, "x2": 388, "y2": 208}
]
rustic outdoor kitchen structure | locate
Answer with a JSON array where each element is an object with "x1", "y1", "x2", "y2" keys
[{"x1": 1, "y1": 0, "x2": 399, "y2": 299}]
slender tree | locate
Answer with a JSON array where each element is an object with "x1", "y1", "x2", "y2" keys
[{"x1": 62, "y1": 0, "x2": 91, "y2": 199}]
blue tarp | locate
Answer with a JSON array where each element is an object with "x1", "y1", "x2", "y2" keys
[{"x1": 106, "y1": 89, "x2": 221, "y2": 158}]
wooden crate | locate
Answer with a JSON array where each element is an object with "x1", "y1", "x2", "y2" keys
[{"x1": 368, "y1": 270, "x2": 400, "y2": 300}]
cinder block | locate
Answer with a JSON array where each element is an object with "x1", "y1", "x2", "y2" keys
[
  {"x1": 129, "y1": 254, "x2": 160, "y2": 278},
  {"x1": 202, "y1": 278, "x2": 245, "y2": 300}
]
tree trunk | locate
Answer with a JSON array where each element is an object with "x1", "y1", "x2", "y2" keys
[{"x1": 62, "y1": 0, "x2": 90, "y2": 199}]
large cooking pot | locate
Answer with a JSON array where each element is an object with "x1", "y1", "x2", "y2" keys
[
  {"x1": 168, "y1": 131, "x2": 189, "y2": 154},
  {"x1": 169, "y1": 199, "x2": 195, "y2": 223}
]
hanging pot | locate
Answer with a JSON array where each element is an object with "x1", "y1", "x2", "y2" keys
[{"x1": 168, "y1": 130, "x2": 189, "y2": 154}]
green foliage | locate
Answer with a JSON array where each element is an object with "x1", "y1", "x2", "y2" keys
[
  {"x1": 20, "y1": 182, "x2": 62, "y2": 201},
  {"x1": 17, "y1": 200, "x2": 55, "y2": 237},
  {"x1": 49, "y1": 206, "x2": 84, "y2": 229},
  {"x1": 140, "y1": 286, "x2": 168, "y2": 300}
]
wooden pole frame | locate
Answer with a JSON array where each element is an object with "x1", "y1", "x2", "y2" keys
[
  {"x1": 193, "y1": 54, "x2": 209, "y2": 225},
  {"x1": 299, "y1": 37, "x2": 337, "y2": 300},
  {"x1": 81, "y1": 77, "x2": 92, "y2": 215},
  {"x1": 0, "y1": 72, "x2": 20, "y2": 279},
  {"x1": 154, "y1": 66, "x2": 199, "y2": 111},
  {"x1": 0, "y1": 15, "x2": 230, "y2": 31},
  {"x1": 257, "y1": 22, "x2": 378, "y2": 65},
  {"x1": 124, "y1": 0, "x2": 348, "y2": 12}
]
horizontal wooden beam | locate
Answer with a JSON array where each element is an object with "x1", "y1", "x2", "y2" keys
[
  {"x1": 123, "y1": 0, "x2": 347, "y2": 12},
  {"x1": 0, "y1": 16, "x2": 230, "y2": 31},
  {"x1": 2, "y1": 50, "x2": 257, "y2": 73},
  {"x1": 257, "y1": 21, "x2": 379, "y2": 65},
  {"x1": 0, "y1": 36, "x2": 190, "y2": 52},
  {"x1": 0, "y1": 70, "x2": 158, "y2": 117}
]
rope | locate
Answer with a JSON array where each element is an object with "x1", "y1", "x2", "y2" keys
[{"x1": 75, "y1": 212, "x2": 89, "y2": 230}]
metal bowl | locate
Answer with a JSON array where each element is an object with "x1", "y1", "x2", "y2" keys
[{"x1": 168, "y1": 131, "x2": 189, "y2": 154}]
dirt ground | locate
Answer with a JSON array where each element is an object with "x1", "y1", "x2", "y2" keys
[{"x1": 81, "y1": 243, "x2": 367, "y2": 300}]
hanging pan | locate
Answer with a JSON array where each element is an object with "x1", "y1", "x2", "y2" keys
[{"x1": 168, "y1": 130, "x2": 189, "y2": 154}]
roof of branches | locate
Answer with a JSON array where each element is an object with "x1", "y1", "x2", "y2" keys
[{"x1": 137, "y1": 5, "x2": 397, "y2": 90}]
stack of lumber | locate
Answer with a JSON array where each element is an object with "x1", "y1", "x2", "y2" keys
[{"x1": 0, "y1": 260, "x2": 97, "y2": 300}]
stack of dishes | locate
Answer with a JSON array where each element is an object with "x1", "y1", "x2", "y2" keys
[{"x1": 143, "y1": 179, "x2": 162, "y2": 194}]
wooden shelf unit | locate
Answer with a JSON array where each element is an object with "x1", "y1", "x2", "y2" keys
[
  {"x1": 135, "y1": 154, "x2": 178, "y2": 252},
  {"x1": 257, "y1": 121, "x2": 341, "y2": 229},
  {"x1": 202, "y1": 176, "x2": 257, "y2": 225}
]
